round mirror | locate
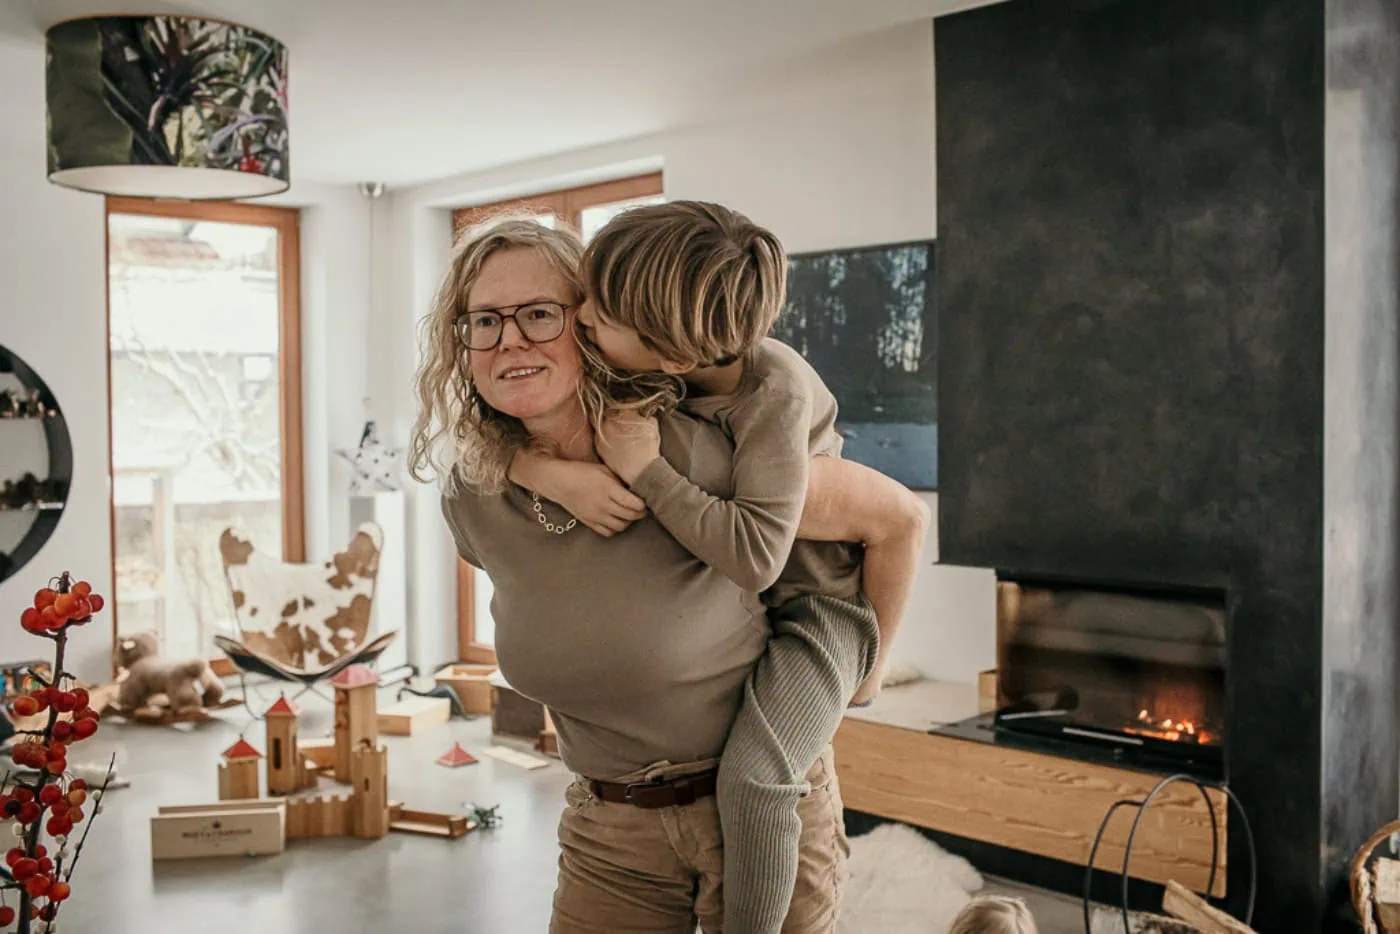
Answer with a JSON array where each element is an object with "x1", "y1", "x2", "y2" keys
[{"x1": 0, "y1": 346, "x2": 72, "y2": 583}]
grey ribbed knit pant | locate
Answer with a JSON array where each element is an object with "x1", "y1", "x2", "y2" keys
[{"x1": 717, "y1": 593, "x2": 879, "y2": 934}]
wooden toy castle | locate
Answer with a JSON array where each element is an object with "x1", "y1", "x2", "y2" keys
[{"x1": 153, "y1": 665, "x2": 469, "y2": 859}]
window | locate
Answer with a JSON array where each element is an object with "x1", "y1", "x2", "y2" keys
[
  {"x1": 106, "y1": 198, "x2": 303, "y2": 665},
  {"x1": 451, "y1": 172, "x2": 663, "y2": 663}
]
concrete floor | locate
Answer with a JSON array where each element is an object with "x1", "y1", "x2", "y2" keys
[{"x1": 47, "y1": 685, "x2": 1085, "y2": 934}]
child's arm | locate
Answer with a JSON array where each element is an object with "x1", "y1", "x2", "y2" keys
[
  {"x1": 799, "y1": 456, "x2": 931, "y2": 704},
  {"x1": 508, "y1": 448, "x2": 648, "y2": 538},
  {"x1": 598, "y1": 394, "x2": 812, "y2": 593}
]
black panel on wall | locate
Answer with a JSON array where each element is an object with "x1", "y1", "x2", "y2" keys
[{"x1": 935, "y1": 0, "x2": 1345, "y2": 929}]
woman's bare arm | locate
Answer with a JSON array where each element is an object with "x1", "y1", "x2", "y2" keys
[{"x1": 800, "y1": 456, "x2": 931, "y2": 703}]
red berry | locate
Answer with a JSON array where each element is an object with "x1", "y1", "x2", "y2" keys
[
  {"x1": 17, "y1": 802, "x2": 40, "y2": 825},
  {"x1": 65, "y1": 789, "x2": 85, "y2": 807},
  {"x1": 49, "y1": 800, "x2": 69, "y2": 818},
  {"x1": 74, "y1": 707, "x2": 97, "y2": 722},
  {"x1": 38, "y1": 607, "x2": 61, "y2": 630},
  {"x1": 51, "y1": 722, "x2": 72, "y2": 741},
  {"x1": 25, "y1": 874, "x2": 49, "y2": 897},
  {"x1": 70, "y1": 596, "x2": 91, "y2": 620},
  {"x1": 33, "y1": 845, "x2": 45, "y2": 859},
  {"x1": 44, "y1": 816, "x2": 70, "y2": 838},
  {"x1": 71, "y1": 688, "x2": 88, "y2": 709},
  {"x1": 36, "y1": 857, "x2": 51, "y2": 874},
  {"x1": 4, "y1": 847, "x2": 21, "y2": 867},
  {"x1": 39, "y1": 902, "x2": 56, "y2": 920},
  {"x1": 12, "y1": 788, "x2": 32, "y2": 804},
  {"x1": 45, "y1": 760, "x2": 65, "y2": 776},
  {"x1": 72, "y1": 719, "x2": 97, "y2": 740},
  {"x1": 38, "y1": 785, "x2": 60, "y2": 806},
  {"x1": 71, "y1": 581, "x2": 91, "y2": 598},
  {"x1": 11, "y1": 696, "x2": 37, "y2": 717},
  {"x1": 46, "y1": 741, "x2": 65, "y2": 761},
  {"x1": 69, "y1": 779, "x2": 86, "y2": 792},
  {"x1": 43, "y1": 688, "x2": 60, "y2": 706},
  {"x1": 19, "y1": 608, "x2": 42, "y2": 633},
  {"x1": 10, "y1": 858, "x2": 37, "y2": 880},
  {"x1": 51, "y1": 594, "x2": 75, "y2": 619},
  {"x1": 70, "y1": 807, "x2": 84, "y2": 823},
  {"x1": 54, "y1": 693, "x2": 76, "y2": 714},
  {"x1": 47, "y1": 881, "x2": 69, "y2": 902},
  {"x1": 0, "y1": 905, "x2": 14, "y2": 924},
  {"x1": 33, "y1": 589, "x2": 56, "y2": 610},
  {"x1": 29, "y1": 692, "x2": 47, "y2": 713},
  {"x1": 88, "y1": 594, "x2": 104, "y2": 613}
]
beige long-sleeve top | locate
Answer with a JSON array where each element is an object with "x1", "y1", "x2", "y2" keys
[
  {"x1": 442, "y1": 412, "x2": 770, "y2": 781},
  {"x1": 631, "y1": 338, "x2": 863, "y2": 607}
]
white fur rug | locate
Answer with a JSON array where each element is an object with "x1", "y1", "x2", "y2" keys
[{"x1": 838, "y1": 823, "x2": 985, "y2": 934}]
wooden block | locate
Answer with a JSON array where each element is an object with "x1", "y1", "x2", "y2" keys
[
  {"x1": 492, "y1": 684, "x2": 545, "y2": 739},
  {"x1": 434, "y1": 663, "x2": 497, "y2": 716},
  {"x1": 157, "y1": 799, "x2": 284, "y2": 816},
  {"x1": 389, "y1": 807, "x2": 473, "y2": 839},
  {"x1": 1162, "y1": 881, "x2": 1255, "y2": 934},
  {"x1": 978, "y1": 669, "x2": 998, "y2": 713},
  {"x1": 300, "y1": 737, "x2": 337, "y2": 769},
  {"x1": 1088, "y1": 905, "x2": 1205, "y2": 933},
  {"x1": 151, "y1": 805, "x2": 285, "y2": 860},
  {"x1": 833, "y1": 717, "x2": 1228, "y2": 897},
  {"x1": 482, "y1": 745, "x2": 550, "y2": 770},
  {"x1": 378, "y1": 695, "x2": 451, "y2": 735}
]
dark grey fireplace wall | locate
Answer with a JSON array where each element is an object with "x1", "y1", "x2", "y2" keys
[{"x1": 936, "y1": 0, "x2": 1400, "y2": 930}]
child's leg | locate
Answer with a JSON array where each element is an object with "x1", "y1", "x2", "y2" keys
[
  {"x1": 849, "y1": 504, "x2": 927, "y2": 705},
  {"x1": 717, "y1": 593, "x2": 878, "y2": 934}
]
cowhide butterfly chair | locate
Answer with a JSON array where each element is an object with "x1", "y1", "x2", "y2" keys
[{"x1": 214, "y1": 522, "x2": 397, "y2": 712}]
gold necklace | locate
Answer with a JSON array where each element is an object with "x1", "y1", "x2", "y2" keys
[{"x1": 531, "y1": 492, "x2": 577, "y2": 535}]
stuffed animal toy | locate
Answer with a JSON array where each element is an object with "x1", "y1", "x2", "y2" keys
[{"x1": 115, "y1": 631, "x2": 225, "y2": 713}]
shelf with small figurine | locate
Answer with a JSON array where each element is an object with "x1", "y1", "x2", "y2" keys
[
  {"x1": 0, "y1": 389, "x2": 53, "y2": 421},
  {"x1": 0, "y1": 476, "x2": 67, "y2": 514}
]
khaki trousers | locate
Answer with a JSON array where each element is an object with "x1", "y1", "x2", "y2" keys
[{"x1": 550, "y1": 749, "x2": 848, "y2": 933}]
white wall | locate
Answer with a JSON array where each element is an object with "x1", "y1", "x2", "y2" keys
[
  {"x1": 385, "y1": 21, "x2": 997, "y2": 683},
  {"x1": 0, "y1": 37, "x2": 111, "y2": 682},
  {"x1": 0, "y1": 34, "x2": 379, "y2": 679}
]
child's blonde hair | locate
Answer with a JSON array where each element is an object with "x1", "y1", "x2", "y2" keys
[
  {"x1": 581, "y1": 200, "x2": 787, "y2": 368},
  {"x1": 948, "y1": 895, "x2": 1038, "y2": 934}
]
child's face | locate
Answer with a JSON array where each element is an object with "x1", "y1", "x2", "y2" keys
[{"x1": 577, "y1": 298, "x2": 689, "y2": 375}]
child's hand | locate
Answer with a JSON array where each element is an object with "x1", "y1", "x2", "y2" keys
[
  {"x1": 597, "y1": 411, "x2": 663, "y2": 485},
  {"x1": 556, "y1": 462, "x2": 648, "y2": 537}
]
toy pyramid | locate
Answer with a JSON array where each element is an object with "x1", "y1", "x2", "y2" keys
[{"x1": 436, "y1": 742, "x2": 477, "y2": 768}]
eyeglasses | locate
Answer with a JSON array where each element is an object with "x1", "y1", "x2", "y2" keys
[{"x1": 455, "y1": 302, "x2": 570, "y2": 351}]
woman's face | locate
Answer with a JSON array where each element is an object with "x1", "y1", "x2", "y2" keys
[{"x1": 466, "y1": 248, "x2": 583, "y2": 424}]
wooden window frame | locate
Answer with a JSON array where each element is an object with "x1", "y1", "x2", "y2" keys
[
  {"x1": 450, "y1": 171, "x2": 663, "y2": 665},
  {"x1": 452, "y1": 171, "x2": 663, "y2": 234},
  {"x1": 104, "y1": 197, "x2": 304, "y2": 675}
]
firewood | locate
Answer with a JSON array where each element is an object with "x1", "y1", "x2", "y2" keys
[
  {"x1": 1088, "y1": 904, "x2": 1204, "y2": 933},
  {"x1": 1162, "y1": 881, "x2": 1257, "y2": 934}
]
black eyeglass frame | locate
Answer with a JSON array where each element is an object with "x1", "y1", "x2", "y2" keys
[{"x1": 455, "y1": 301, "x2": 574, "y2": 351}]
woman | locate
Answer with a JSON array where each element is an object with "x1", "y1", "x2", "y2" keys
[{"x1": 410, "y1": 218, "x2": 907, "y2": 933}]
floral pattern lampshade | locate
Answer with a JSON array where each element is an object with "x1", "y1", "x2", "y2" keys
[{"x1": 46, "y1": 16, "x2": 289, "y2": 200}]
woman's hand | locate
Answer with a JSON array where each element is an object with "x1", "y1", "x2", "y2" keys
[
  {"x1": 597, "y1": 410, "x2": 663, "y2": 486},
  {"x1": 509, "y1": 450, "x2": 647, "y2": 537}
]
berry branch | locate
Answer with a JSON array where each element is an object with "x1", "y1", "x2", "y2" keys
[{"x1": 1, "y1": 573, "x2": 115, "y2": 934}]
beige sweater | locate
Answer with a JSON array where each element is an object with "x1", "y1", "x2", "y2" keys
[
  {"x1": 443, "y1": 412, "x2": 769, "y2": 781},
  {"x1": 632, "y1": 338, "x2": 862, "y2": 607}
]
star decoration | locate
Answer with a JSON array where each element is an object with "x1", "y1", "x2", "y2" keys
[{"x1": 337, "y1": 421, "x2": 402, "y2": 494}]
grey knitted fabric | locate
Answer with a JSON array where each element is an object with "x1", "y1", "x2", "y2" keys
[{"x1": 717, "y1": 593, "x2": 879, "y2": 934}]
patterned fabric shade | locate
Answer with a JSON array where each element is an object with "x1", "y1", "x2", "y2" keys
[{"x1": 46, "y1": 15, "x2": 289, "y2": 199}]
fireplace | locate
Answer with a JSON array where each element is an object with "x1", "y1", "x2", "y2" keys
[{"x1": 994, "y1": 574, "x2": 1227, "y2": 779}]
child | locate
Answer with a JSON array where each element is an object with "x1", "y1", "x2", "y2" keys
[
  {"x1": 511, "y1": 200, "x2": 928, "y2": 933},
  {"x1": 949, "y1": 896, "x2": 1039, "y2": 934}
]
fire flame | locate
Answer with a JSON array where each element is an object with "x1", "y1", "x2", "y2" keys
[{"x1": 1125, "y1": 708, "x2": 1216, "y2": 745}]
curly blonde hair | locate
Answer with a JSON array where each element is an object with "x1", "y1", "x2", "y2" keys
[
  {"x1": 948, "y1": 896, "x2": 1038, "y2": 934},
  {"x1": 409, "y1": 215, "x2": 677, "y2": 495}
]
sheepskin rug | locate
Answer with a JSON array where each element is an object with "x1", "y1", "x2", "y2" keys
[{"x1": 838, "y1": 823, "x2": 985, "y2": 934}]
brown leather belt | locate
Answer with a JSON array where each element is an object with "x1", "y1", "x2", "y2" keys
[{"x1": 588, "y1": 770, "x2": 718, "y2": 809}]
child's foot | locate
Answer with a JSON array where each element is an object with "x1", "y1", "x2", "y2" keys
[{"x1": 849, "y1": 673, "x2": 882, "y2": 707}]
